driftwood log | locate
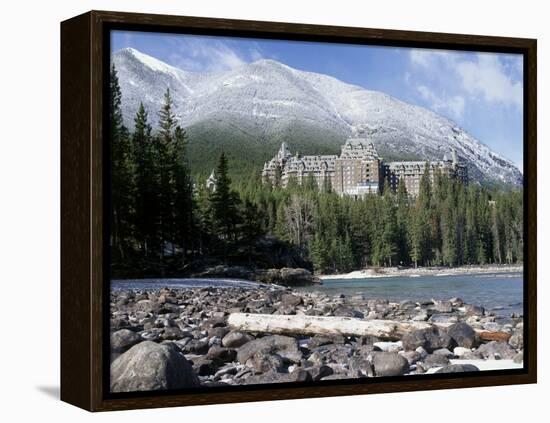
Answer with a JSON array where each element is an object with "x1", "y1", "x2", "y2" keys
[
  {"x1": 227, "y1": 313, "x2": 432, "y2": 340},
  {"x1": 227, "y1": 313, "x2": 510, "y2": 342}
]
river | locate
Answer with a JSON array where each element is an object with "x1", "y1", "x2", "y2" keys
[{"x1": 297, "y1": 272, "x2": 524, "y2": 316}]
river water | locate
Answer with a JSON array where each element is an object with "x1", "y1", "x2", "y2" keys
[{"x1": 298, "y1": 272, "x2": 524, "y2": 316}]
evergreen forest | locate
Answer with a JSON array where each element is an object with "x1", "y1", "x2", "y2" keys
[{"x1": 109, "y1": 65, "x2": 524, "y2": 278}]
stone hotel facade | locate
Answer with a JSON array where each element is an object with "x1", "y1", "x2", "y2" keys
[{"x1": 262, "y1": 138, "x2": 468, "y2": 197}]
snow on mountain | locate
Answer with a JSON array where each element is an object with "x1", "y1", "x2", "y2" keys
[{"x1": 112, "y1": 48, "x2": 523, "y2": 186}]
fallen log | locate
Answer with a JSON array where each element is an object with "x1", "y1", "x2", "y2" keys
[{"x1": 227, "y1": 313, "x2": 433, "y2": 340}]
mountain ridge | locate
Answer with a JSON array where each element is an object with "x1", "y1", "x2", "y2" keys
[{"x1": 112, "y1": 47, "x2": 523, "y2": 187}]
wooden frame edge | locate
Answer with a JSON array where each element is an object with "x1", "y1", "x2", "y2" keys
[{"x1": 60, "y1": 10, "x2": 537, "y2": 412}]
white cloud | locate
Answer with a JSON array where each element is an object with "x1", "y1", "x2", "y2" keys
[
  {"x1": 417, "y1": 84, "x2": 465, "y2": 120},
  {"x1": 409, "y1": 49, "x2": 457, "y2": 70},
  {"x1": 456, "y1": 53, "x2": 523, "y2": 109},
  {"x1": 168, "y1": 38, "x2": 264, "y2": 73},
  {"x1": 409, "y1": 49, "x2": 523, "y2": 110}
]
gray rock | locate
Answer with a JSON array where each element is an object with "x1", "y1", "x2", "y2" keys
[
  {"x1": 332, "y1": 305, "x2": 364, "y2": 318},
  {"x1": 208, "y1": 326, "x2": 230, "y2": 340},
  {"x1": 246, "y1": 351, "x2": 285, "y2": 373},
  {"x1": 206, "y1": 346, "x2": 237, "y2": 364},
  {"x1": 348, "y1": 356, "x2": 374, "y2": 377},
  {"x1": 447, "y1": 322, "x2": 477, "y2": 349},
  {"x1": 435, "y1": 364, "x2": 480, "y2": 373},
  {"x1": 448, "y1": 297, "x2": 464, "y2": 307},
  {"x1": 476, "y1": 341, "x2": 516, "y2": 359},
  {"x1": 372, "y1": 352, "x2": 410, "y2": 377},
  {"x1": 222, "y1": 331, "x2": 254, "y2": 348},
  {"x1": 453, "y1": 347, "x2": 471, "y2": 357},
  {"x1": 111, "y1": 329, "x2": 141, "y2": 353},
  {"x1": 289, "y1": 368, "x2": 313, "y2": 382},
  {"x1": 307, "y1": 365, "x2": 334, "y2": 381},
  {"x1": 422, "y1": 354, "x2": 450, "y2": 369},
  {"x1": 134, "y1": 299, "x2": 159, "y2": 314},
  {"x1": 429, "y1": 314, "x2": 458, "y2": 324},
  {"x1": 400, "y1": 351, "x2": 422, "y2": 366},
  {"x1": 513, "y1": 351, "x2": 524, "y2": 364},
  {"x1": 161, "y1": 326, "x2": 186, "y2": 341},
  {"x1": 433, "y1": 348, "x2": 454, "y2": 357},
  {"x1": 509, "y1": 330, "x2": 523, "y2": 350},
  {"x1": 281, "y1": 293, "x2": 302, "y2": 307},
  {"x1": 191, "y1": 356, "x2": 216, "y2": 376},
  {"x1": 237, "y1": 335, "x2": 302, "y2": 364},
  {"x1": 402, "y1": 326, "x2": 454, "y2": 353},
  {"x1": 110, "y1": 341, "x2": 199, "y2": 392},
  {"x1": 307, "y1": 334, "x2": 346, "y2": 349},
  {"x1": 429, "y1": 301, "x2": 453, "y2": 313},
  {"x1": 464, "y1": 304, "x2": 485, "y2": 316},
  {"x1": 181, "y1": 339, "x2": 209, "y2": 355}
]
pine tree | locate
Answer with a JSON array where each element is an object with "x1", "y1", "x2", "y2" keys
[
  {"x1": 173, "y1": 125, "x2": 194, "y2": 262},
  {"x1": 210, "y1": 152, "x2": 242, "y2": 259},
  {"x1": 240, "y1": 199, "x2": 262, "y2": 264},
  {"x1": 132, "y1": 103, "x2": 158, "y2": 258},
  {"x1": 152, "y1": 88, "x2": 194, "y2": 267},
  {"x1": 395, "y1": 178, "x2": 410, "y2": 265},
  {"x1": 110, "y1": 64, "x2": 134, "y2": 262}
]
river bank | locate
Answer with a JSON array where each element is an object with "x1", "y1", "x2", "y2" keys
[
  {"x1": 318, "y1": 264, "x2": 523, "y2": 280},
  {"x1": 109, "y1": 283, "x2": 524, "y2": 392}
]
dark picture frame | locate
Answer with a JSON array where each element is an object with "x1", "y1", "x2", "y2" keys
[{"x1": 61, "y1": 10, "x2": 537, "y2": 412}]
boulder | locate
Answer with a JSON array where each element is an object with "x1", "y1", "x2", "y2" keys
[
  {"x1": 372, "y1": 352, "x2": 410, "y2": 377},
  {"x1": 422, "y1": 354, "x2": 450, "y2": 369},
  {"x1": 289, "y1": 368, "x2": 313, "y2": 382},
  {"x1": 181, "y1": 339, "x2": 210, "y2": 355},
  {"x1": 110, "y1": 341, "x2": 199, "y2": 392},
  {"x1": 402, "y1": 326, "x2": 454, "y2": 353},
  {"x1": 191, "y1": 356, "x2": 216, "y2": 376},
  {"x1": 447, "y1": 322, "x2": 477, "y2": 349},
  {"x1": 428, "y1": 301, "x2": 453, "y2": 313},
  {"x1": 509, "y1": 331, "x2": 524, "y2": 350},
  {"x1": 400, "y1": 350, "x2": 422, "y2": 366},
  {"x1": 206, "y1": 346, "x2": 237, "y2": 364},
  {"x1": 111, "y1": 329, "x2": 141, "y2": 353},
  {"x1": 161, "y1": 326, "x2": 186, "y2": 341},
  {"x1": 237, "y1": 335, "x2": 302, "y2": 364},
  {"x1": 256, "y1": 268, "x2": 320, "y2": 286},
  {"x1": 306, "y1": 365, "x2": 334, "y2": 381},
  {"x1": 208, "y1": 326, "x2": 230, "y2": 340},
  {"x1": 247, "y1": 351, "x2": 286, "y2": 373},
  {"x1": 435, "y1": 364, "x2": 480, "y2": 373},
  {"x1": 476, "y1": 341, "x2": 516, "y2": 359},
  {"x1": 373, "y1": 341, "x2": 403, "y2": 353},
  {"x1": 432, "y1": 348, "x2": 454, "y2": 357},
  {"x1": 513, "y1": 351, "x2": 524, "y2": 364},
  {"x1": 348, "y1": 356, "x2": 374, "y2": 377},
  {"x1": 453, "y1": 347, "x2": 471, "y2": 357},
  {"x1": 222, "y1": 331, "x2": 254, "y2": 348},
  {"x1": 280, "y1": 293, "x2": 302, "y2": 307},
  {"x1": 464, "y1": 304, "x2": 485, "y2": 316}
]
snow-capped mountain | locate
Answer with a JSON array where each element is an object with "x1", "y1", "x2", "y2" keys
[{"x1": 112, "y1": 47, "x2": 523, "y2": 186}]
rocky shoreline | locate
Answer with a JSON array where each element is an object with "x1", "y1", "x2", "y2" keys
[
  {"x1": 110, "y1": 284, "x2": 524, "y2": 392},
  {"x1": 319, "y1": 264, "x2": 523, "y2": 280}
]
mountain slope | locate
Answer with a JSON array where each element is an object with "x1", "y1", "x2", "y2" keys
[{"x1": 112, "y1": 48, "x2": 523, "y2": 186}]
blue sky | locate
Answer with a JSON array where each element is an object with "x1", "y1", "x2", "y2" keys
[{"x1": 112, "y1": 31, "x2": 524, "y2": 170}]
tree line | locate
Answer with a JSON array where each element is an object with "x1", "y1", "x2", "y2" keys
[{"x1": 110, "y1": 64, "x2": 524, "y2": 277}]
